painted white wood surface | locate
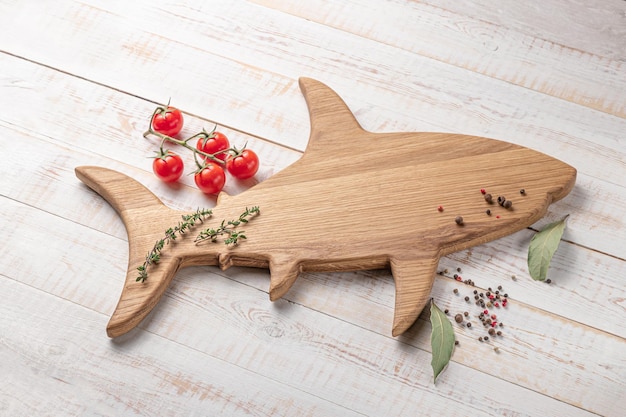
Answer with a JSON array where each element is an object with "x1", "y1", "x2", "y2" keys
[{"x1": 0, "y1": 0, "x2": 624, "y2": 416}]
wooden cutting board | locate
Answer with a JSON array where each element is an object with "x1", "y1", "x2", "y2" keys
[{"x1": 76, "y1": 78, "x2": 576, "y2": 338}]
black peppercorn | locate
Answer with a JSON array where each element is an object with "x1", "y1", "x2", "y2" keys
[
  {"x1": 473, "y1": 290, "x2": 478, "y2": 294},
  {"x1": 479, "y1": 337, "x2": 483, "y2": 342},
  {"x1": 484, "y1": 193, "x2": 493, "y2": 203},
  {"x1": 457, "y1": 267, "x2": 462, "y2": 273},
  {"x1": 454, "y1": 340, "x2": 459, "y2": 346},
  {"x1": 455, "y1": 314, "x2": 463, "y2": 323},
  {"x1": 453, "y1": 288, "x2": 459, "y2": 294},
  {"x1": 488, "y1": 328, "x2": 496, "y2": 336},
  {"x1": 503, "y1": 200, "x2": 512, "y2": 209},
  {"x1": 484, "y1": 336, "x2": 489, "y2": 341},
  {"x1": 464, "y1": 296, "x2": 470, "y2": 302},
  {"x1": 466, "y1": 322, "x2": 471, "y2": 328},
  {"x1": 497, "y1": 285, "x2": 502, "y2": 290},
  {"x1": 546, "y1": 279, "x2": 552, "y2": 284},
  {"x1": 486, "y1": 209, "x2": 491, "y2": 215},
  {"x1": 453, "y1": 274, "x2": 458, "y2": 279},
  {"x1": 444, "y1": 309, "x2": 449, "y2": 314},
  {"x1": 520, "y1": 189, "x2": 526, "y2": 195},
  {"x1": 497, "y1": 331, "x2": 502, "y2": 336},
  {"x1": 455, "y1": 216, "x2": 464, "y2": 225},
  {"x1": 464, "y1": 311, "x2": 469, "y2": 317}
]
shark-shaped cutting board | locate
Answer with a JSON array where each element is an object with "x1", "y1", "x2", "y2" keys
[{"x1": 76, "y1": 78, "x2": 576, "y2": 338}]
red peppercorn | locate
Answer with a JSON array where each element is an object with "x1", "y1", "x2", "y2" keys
[
  {"x1": 491, "y1": 314, "x2": 497, "y2": 320},
  {"x1": 480, "y1": 188, "x2": 486, "y2": 194},
  {"x1": 491, "y1": 321, "x2": 497, "y2": 327},
  {"x1": 483, "y1": 309, "x2": 489, "y2": 315},
  {"x1": 437, "y1": 205, "x2": 444, "y2": 212},
  {"x1": 496, "y1": 215, "x2": 500, "y2": 219},
  {"x1": 495, "y1": 302, "x2": 500, "y2": 308}
]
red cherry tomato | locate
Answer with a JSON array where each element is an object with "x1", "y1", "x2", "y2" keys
[
  {"x1": 151, "y1": 106, "x2": 184, "y2": 136},
  {"x1": 194, "y1": 162, "x2": 226, "y2": 194},
  {"x1": 226, "y1": 149, "x2": 259, "y2": 180},
  {"x1": 152, "y1": 152, "x2": 184, "y2": 183},
  {"x1": 196, "y1": 131, "x2": 230, "y2": 161}
]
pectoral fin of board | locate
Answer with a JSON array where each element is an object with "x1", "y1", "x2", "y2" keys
[
  {"x1": 268, "y1": 255, "x2": 302, "y2": 301},
  {"x1": 389, "y1": 253, "x2": 440, "y2": 336}
]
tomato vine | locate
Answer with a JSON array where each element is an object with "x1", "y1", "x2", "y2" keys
[{"x1": 144, "y1": 103, "x2": 260, "y2": 194}]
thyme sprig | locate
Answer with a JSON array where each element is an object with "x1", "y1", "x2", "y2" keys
[
  {"x1": 136, "y1": 208, "x2": 213, "y2": 282},
  {"x1": 195, "y1": 206, "x2": 260, "y2": 245},
  {"x1": 136, "y1": 206, "x2": 260, "y2": 282}
]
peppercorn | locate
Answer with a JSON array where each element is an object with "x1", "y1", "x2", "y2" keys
[
  {"x1": 497, "y1": 195, "x2": 505, "y2": 206},
  {"x1": 464, "y1": 296, "x2": 470, "y2": 302},
  {"x1": 464, "y1": 311, "x2": 469, "y2": 317},
  {"x1": 486, "y1": 209, "x2": 491, "y2": 215},
  {"x1": 474, "y1": 295, "x2": 479, "y2": 300},
  {"x1": 503, "y1": 200, "x2": 512, "y2": 209},
  {"x1": 457, "y1": 267, "x2": 462, "y2": 273},
  {"x1": 444, "y1": 309, "x2": 449, "y2": 314},
  {"x1": 484, "y1": 336, "x2": 489, "y2": 341},
  {"x1": 437, "y1": 205, "x2": 444, "y2": 212},
  {"x1": 455, "y1": 314, "x2": 463, "y2": 323},
  {"x1": 488, "y1": 328, "x2": 496, "y2": 336},
  {"x1": 454, "y1": 340, "x2": 459, "y2": 346},
  {"x1": 478, "y1": 337, "x2": 484, "y2": 342},
  {"x1": 520, "y1": 189, "x2": 526, "y2": 195},
  {"x1": 480, "y1": 188, "x2": 486, "y2": 195},
  {"x1": 453, "y1": 288, "x2": 459, "y2": 294},
  {"x1": 453, "y1": 274, "x2": 458, "y2": 279},
  {"x1": 503, "y1": 293, "x2": 508, "y2": 298},
  {"x1": 497, "y1": 331, "x2": 502, "y2": 336},
  {"x1": 479, "y1": 293, "x2": 484, "y2": 298},
  {"x1": 493, "y1": 347, "x2": 500, "y2": 353},
  {"x1": 546, "y1": 279, "x2": 552, "y2": 284},
  {"x1": 484, "y1": 193, "x2": 493, "y2": 203},
  {"x1": 497, "y1": 285, "x2": 502, "y2": 290},
  {"x1": 466, "y1": 322, "x2": 472, "y2": 328},
  {"x1": 455, "y1": 216, "x2": 464, "y2": 225}
]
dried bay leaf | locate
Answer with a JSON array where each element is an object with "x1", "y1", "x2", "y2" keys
[
  {"x1": 429, "y1": 299, "x2": 455, "y2": 383},
  {"x1": 528, "y1": 214, "x2": 569, "y2": 281}
]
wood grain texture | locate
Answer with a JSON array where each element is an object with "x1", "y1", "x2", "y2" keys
[
  {"x1": 1, "y1": 0, "x2": 624, "y2": 415},
  {"x1": 76, "y1": 78, "x2": 575, "y2": 339}
]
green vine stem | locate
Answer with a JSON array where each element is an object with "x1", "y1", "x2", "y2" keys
[{"x1": 144, "y1": 106, "x2": 245, "y2": 170}]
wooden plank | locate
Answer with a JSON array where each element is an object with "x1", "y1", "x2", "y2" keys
[
  {"x1": 0, "y1": 200, "x2": 614, "y2": 416},
  {"x1": 423, "y1": 0, "x2": 626, "y2": 59},
  {"x1": 252, "y1": 0, "x2": 626, "y2": 117},
  {"x1": 0, "y1": 279, "x2": 367, "y2": 417}
]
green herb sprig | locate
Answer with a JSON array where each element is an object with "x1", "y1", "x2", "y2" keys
[
  {"x1": 136, "y1": 206, "x2": 260, "y2": 282},
  {"x1": 195, "y1": 206, "x2": 260, "y2": 245},
  {"x1": 136, "y1": 208, "x2": 213, "y2": 282}
]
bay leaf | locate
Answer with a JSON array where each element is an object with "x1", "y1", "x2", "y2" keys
[
  {"x1": 527, "y1": 214, "x2": 569, "y2": 281},
  {"x1": 429, "y1": 299, "x2": 455, "y2": 383}
]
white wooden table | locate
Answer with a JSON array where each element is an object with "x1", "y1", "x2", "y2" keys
[{"x1": 1, "y1": 1, "x2": 624, "y2": 416}]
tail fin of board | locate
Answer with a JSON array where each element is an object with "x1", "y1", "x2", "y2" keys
[{"x1": 75, "y1": 166, "x2": 183, "y2": 337}]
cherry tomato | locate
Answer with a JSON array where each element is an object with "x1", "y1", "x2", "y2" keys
[
  {"x1": 152, "y1": 106, "x2": 184, "y2": 136},
  {"x1": 196, "y1": 131, "x2": 230, "y2": 161},
  {"x1": 226, "y1": 149, "x2": 259, "y2": 180},
  {"x1": 194, "y1": 162, "x2": 226, "y2": 194},
  {"x1": 152, "y1": 152, "x2": 184, "y2": 183}
]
